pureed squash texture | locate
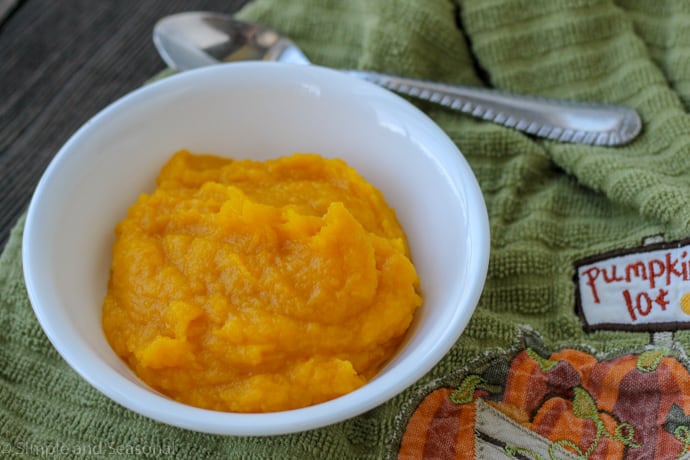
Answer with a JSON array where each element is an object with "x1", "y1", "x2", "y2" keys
[{"x1": 102, "y1": 150, "x2": 422, "y2": 412}]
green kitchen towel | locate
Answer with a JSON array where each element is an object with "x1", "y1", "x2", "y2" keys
[{"x1": 5, "y1": 0, "x2": 690, "y2": 458}]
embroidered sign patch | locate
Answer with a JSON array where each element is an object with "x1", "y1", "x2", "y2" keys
[{"x1": 575, "y1": 237, "x2": 690, "y2": 332}]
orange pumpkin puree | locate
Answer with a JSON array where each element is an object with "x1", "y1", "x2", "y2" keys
[{"x1": 102, "y1": 150, "x2": 422, "y2": 412}]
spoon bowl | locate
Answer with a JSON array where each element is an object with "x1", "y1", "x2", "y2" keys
[
  {"x1": 154, "y1": 12, "x2": 310, "y2": 69},
  {"x1": 153, "y1": 11, "x2": 642, "y2": 146}
]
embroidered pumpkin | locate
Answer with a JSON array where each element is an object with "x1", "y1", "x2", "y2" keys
[
  {"x1": 397, "y1": 388, "x2": 481, "y2": 459},
  {"x1": 398, "y1": 345, "x2": 690, "y2": 459}
]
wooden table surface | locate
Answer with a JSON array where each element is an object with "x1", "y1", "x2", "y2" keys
[{"x1": 0, "y1": 0, "x2": 250, "y2": 250}]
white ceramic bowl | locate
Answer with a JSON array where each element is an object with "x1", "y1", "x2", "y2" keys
[{"x1": 22, "y1": 62, "x2": 489, "y2": 436}]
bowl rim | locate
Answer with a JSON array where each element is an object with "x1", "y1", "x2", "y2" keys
[{"x1": 22, "y1": 62, "x2": 490, "y2": 435}]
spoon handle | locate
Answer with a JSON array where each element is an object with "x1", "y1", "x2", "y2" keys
[{"x1": 347, "y1": 70, "x2": 641, "y2": 146}]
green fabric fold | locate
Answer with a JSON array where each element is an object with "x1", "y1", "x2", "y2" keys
[{"x1": 4, "y1": 0, "x2": 690, "y2": 458}]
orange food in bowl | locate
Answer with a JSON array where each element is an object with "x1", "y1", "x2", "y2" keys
[{"x1": 102, "y1": 150, "x2": 422, "y2": 412}]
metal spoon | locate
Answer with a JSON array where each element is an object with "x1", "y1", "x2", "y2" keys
[{"x1": 153, "y1": 11, "x2": 641, "y2": 146}]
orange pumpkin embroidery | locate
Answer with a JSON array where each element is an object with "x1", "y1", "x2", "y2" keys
[{"x1": 398, "y1": 345, "x2": 690, "y2": 459}]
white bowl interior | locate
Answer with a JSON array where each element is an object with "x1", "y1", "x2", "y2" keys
[{"x1": 23, "y1": 63, "x2": 489, "y2": 435}]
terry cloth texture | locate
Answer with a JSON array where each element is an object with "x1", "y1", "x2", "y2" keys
[{"x1": 4, "y1": 0, "x2": 690, "y2": 458}]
